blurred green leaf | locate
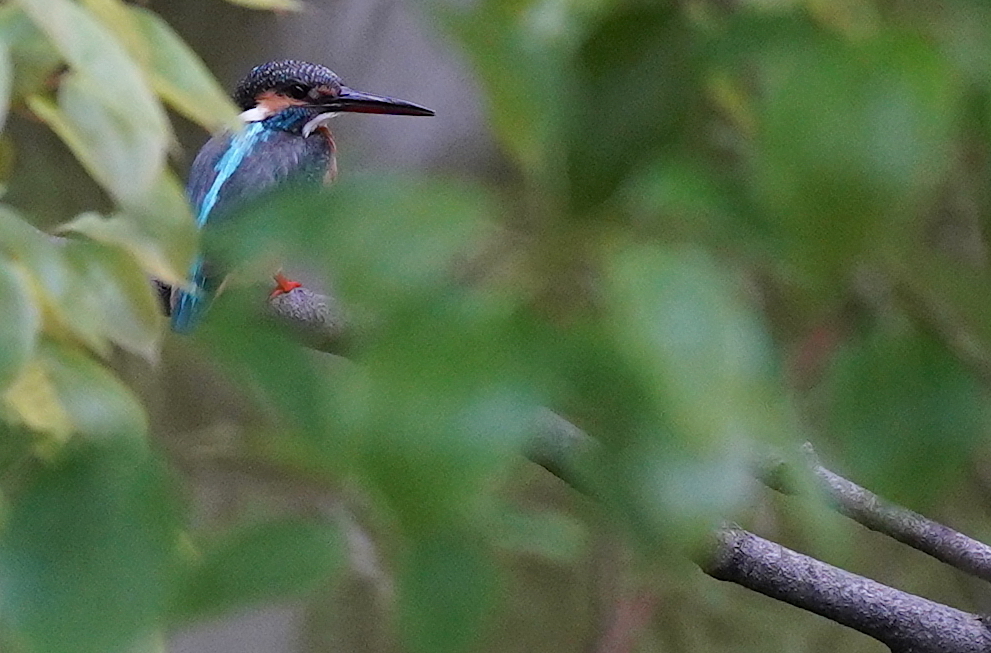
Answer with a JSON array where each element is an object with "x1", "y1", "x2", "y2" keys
[
  {"x1": 201, "y1": 289, "x2": 544, "y2": 532},
  {"x1": 827, "y1": 322, "x2": 986, "y2": 509},
  {"x1": 355, "y1": 295, "x2": 547, "y2": 530},
  {"x1": 173, "y1": 518, "x2": 342, "y2": 622},
  {"x1": 0, "y1": 259, "x2": 39, "y2": 391},
  {"x1": 622, "y1": 158, "x2": 743, "y2": 243},
  {"x1": 40, "y1": 340, "x2": 147, "y2": 440},
  {"x1": 60, "y1": 239, "x2": 161, "y2": 360},
  {"x1": 195, "y1": 289, "x2": 336, "y2": 445},
  {"x1": 432, "y1": 0, "x2": 569, "y2": 186},
  {"x1": 19, "y1": 0, "x2": 169, "y2": 202},
  {"x1": 223, "y1": 0, "x2": 302, "y2": 10},
  {"x1": 933, "y1": 3, "x2": 991, "y2": 88},
  {"x1": 2, "y1": 355, "x2": 72, "y2": 440},
  {"x1": 78, "y1": 0, "x2": 150, "y2": 68},
  {"x1": 568, "y1": 3, "x2": 699, "y2": 214},
  {"x1": 209, "y1": 177, "x2": 545, "y2": 530},
  {"x1": 601, "y1": 245, "x2": 786, "y2": 542},
  {"x1": 752, "y1": 28, "x2": 959, "y2": 278},
  {"x1": 0, "y1": 5, "x2": 61, "y2": 98},
  {"x1": 606, "y1": 245, "x2": 787, "y2": 448},
  {"x1": 28, "y1": 74, "x2": 165, "y2": 206},
  {"x1": 128, "y1": 6, "x2": 240, "y2": 132},
  {"x1": 215, "y1": 176, "x2": 496, "y2": 314},
  {"x1": 398, "y1": 531, "x2": 498, "y2": 653},
  {"x1": 61, "y1": 206, "x2": 192, "y2": 287},
  {"x1": 493, "y1": 507, "x2": 587, "y2": 564},
  {"x1": 0, "y1": 419, "x2": 35, "y2": 476},
  {"x1": 0, "y1": 441, "x2": 178, "y2": 653}
]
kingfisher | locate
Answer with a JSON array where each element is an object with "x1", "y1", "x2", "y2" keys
[{"x1": 170, "y1": 59, "x2": 434, "y2": 332}]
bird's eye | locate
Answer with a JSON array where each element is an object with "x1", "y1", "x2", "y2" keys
[{"x1": 285, "y1": 83, "x2": 310, "y2": 100}]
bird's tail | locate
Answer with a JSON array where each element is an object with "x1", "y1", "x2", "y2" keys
[{"x1": 170, "y1": 258, "x2": 209, "y2": 333}]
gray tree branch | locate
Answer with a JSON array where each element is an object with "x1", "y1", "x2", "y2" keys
[
  {"x1": 704, "y1": 527, "x2": 991, "y2": 653},
  {"x1": 760, "y1": 444, "x2": 991, "y2": 584},
  {"x1": 178, "y1": 282, "x2": 991, "y2": 653}
]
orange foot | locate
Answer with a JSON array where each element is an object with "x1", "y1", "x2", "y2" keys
[{"x1": 269, "y1": 272, "x2": 303, "y2": 299}]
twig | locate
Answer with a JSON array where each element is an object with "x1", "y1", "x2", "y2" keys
[{"x1": 758, "y1": 444, "x2": 991, "y2": 584}]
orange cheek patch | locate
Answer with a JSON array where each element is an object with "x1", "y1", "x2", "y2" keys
[{"x1": 256, "y1": 90, "x2": 307, "y2": 115}]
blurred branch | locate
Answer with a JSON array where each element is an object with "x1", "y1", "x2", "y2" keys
[
  {"x1": 759, "y1": 444, "x2": 991, "y2": 584},
  {"x1": 167, "y1": 280, "x2": 991, "y2": 652},
  {"x1": 525, "y1": 408, "x2": 598, "y2": 487},
  {"x1": 527, "y1": 415, "x2": 991, "y2": 651},
  {"x1": 893, "y1": 279, "x2": 991, "y2": 387}
]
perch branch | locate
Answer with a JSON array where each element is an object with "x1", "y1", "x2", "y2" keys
[
  {"x1": 265, "y1": 285, "x2": 351, "y2": 354},
  {"x1": 154, "y1": 279, "x2": 352, "y2": 355}
]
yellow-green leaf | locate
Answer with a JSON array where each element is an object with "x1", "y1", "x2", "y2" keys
[
  {"x1": 40, "y1": 340, "x2": 147, "y2": 440},
  {"x1": 119, "y1": 172, "x2": 198, "y2": 284},
  {"x1": 0, "y1": 5, "x2": 62, "y2": 99},
  {"x1": 0, "y1": 260, "x2": 39, "y2": 391},
  {"x1": 79, "y1": 0, "x2": 150, "y2": 67},
  {"x1": 61, "y1": 239, "x2": 162, "y2": 361},
  {"x1": 61, "y1": 210, "x2": 189, "y2": 287},
  {"x1": 0, "y1": 205, "x2": 178, "y2": 356},
  {"x1": 57, "y1": 177, "x2": 196, "y2": 290},
  {"x1": 28, "y1": 74, "x2": 166, "y2": 205},
  {"x1": 17, "y1": 0, "x2": 162, "y2": 122},
  {"x1": 0, "y1": 205, "x2": 109, "y2": 354},
  {"x1": 2, "y1": 356, "x2": 72, "y2": 440},
  {"x1": 18, "y1": 0, "x2": 169, "y2": 201},
  {"x1": 128, "y1": 6, "x2": 240, "y2": 132}
]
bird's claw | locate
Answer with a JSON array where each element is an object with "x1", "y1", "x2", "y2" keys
[{"x1": 269, "y1": 272, "x2": 303, "y2": 298}]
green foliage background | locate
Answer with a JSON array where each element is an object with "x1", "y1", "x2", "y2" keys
[{"x1": 0, "y1": 0, "x2": 990, "y2": 652}]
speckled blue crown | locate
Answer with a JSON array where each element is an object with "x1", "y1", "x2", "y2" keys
[{"x1": 233, "y1": 60, "x2": 341, "y2": 110}]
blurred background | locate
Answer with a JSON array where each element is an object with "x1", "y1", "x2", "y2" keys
[{"x1": 3, "y1": 0, "x2": 991, "y2": 652}]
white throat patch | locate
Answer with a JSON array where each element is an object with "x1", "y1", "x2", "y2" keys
[
  {"x1": 302, "y1": 112, "x2": 340, "y2": 137},
  {"x1": 239, "y1": 106, "x2": 272, "y2": 122}
]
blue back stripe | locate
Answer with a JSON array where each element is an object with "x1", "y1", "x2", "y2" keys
[
  {"x1": 172, "y1": 122, "x2": 272, "y2": 332},
  {"x1": 197, "y1": 121, "x2": 270, "y2": 226}
]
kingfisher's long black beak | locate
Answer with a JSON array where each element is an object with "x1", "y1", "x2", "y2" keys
[{"x1": 319, "y1": 87, "x2": 435, "y2": 116}]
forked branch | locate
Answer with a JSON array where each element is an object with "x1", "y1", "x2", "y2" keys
[{"x1": 184, "y1": 282, "x2": 991, "y2": 652}]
